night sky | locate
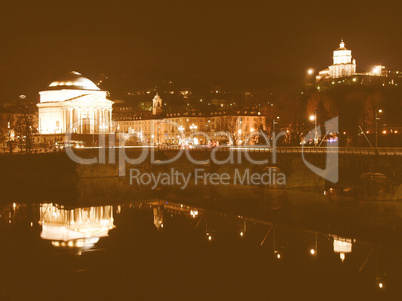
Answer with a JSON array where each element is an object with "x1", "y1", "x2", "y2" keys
[{"x1": 0, "y1": 0, "x2": 401, "y2": 100}]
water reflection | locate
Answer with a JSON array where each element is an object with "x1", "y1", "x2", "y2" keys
[
  {"x1": 131, "y1": 199, "x2": 395, "y2": 293},
  {"x1": 332, "y1": 235, "x2": 353, "y2": 262},
  {"x1": 39, "y1": 203, "x2": 115, "y2": 250},
  {"x1": 0, "y1": 195, "x2": 400, "y2": 300}
]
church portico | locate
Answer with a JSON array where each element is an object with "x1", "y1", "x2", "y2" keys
[{"x1": 37, "y1": 71, "x2": 114, "y2": 136}]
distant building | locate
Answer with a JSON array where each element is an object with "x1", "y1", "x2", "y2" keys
[
  {"x1": 316, "y1": 40, "x2": 357, "y2": 82},
  {"x1": 0, "y1": 103, "x2": 38, "y2": 150},
  {"x1": 114, "y1": 93, "x2": 266, "y2": 146},
  {"x1": 315, "y1": 40, "x2": 401, "y2": 88},
  {"x1": 152, "y1": 93, "x2": 162, "y2": 115},
  {"x1": 37, "y1": 71, "x2": 114, "y2": 135}
]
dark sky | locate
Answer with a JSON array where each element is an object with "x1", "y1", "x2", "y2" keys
[{"x1": 0, "y1": 0, "x2": 401, "y2": 100}]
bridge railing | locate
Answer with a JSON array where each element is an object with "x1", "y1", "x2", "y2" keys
[{"x1": 157, "y1": 145, "x2": 402, "y2": 155}]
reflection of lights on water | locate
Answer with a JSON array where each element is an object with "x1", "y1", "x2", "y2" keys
[
  {"x1": 376, "y1": 277, "x2": 385, "y2": 290},
  {"x1": 274, "y1": 251, "x2": 281, "y2": 259},
  {"x1": 333, "y1": 238, "x2": 352, "y2": 262},
  {"x1": 51, "y1": 237, "x2": 101, "y2": 249}
]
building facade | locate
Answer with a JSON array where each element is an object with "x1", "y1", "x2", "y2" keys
[
  {"x1": 115, "y1": 93, "x2": 266, "y2": 146},
  {"x1": 316, "y1": 40, "x2": 357, "y2": 82},
  {"x1": 37, "y1": 71, "x2": 114, "y2": 135}
]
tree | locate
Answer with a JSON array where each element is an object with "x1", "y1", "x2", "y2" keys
[
  {"x1": 13, "y1": 113, "x2": 35, "y2": 153},
  {"x1": 216, "y1": 115, "x2": 242, "y2": 145}
]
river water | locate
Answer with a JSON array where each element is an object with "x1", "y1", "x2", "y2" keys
[{"x1": 1, "y1": 184, "x2": 401, "y2": 300}]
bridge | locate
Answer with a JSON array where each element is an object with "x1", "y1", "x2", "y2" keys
[{"x1": 156, "y1": 145, "x2": 402, "y2": 155}]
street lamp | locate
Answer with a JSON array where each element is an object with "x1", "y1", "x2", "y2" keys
[
  {"x1": 309, "y1": 112, "x2": 317, "y2": 147},
  {"x1": 310, "y1": 232, "x2": 318, "y2": 256},
  {"x1": 272, "y1": 116, "x2": 279, "y2": 145},
  {"x1": 375, "y1": 109, "x2": 383, "y2": 150},
  {"x1": 307, "y1": 68, "x2": 314, "y2": 75}
]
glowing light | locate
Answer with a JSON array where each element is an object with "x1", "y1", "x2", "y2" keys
[
  {"x1": 307, "y1": 68, "x2": 314, "y2": 75},
  {"x1": 372, "y1": 66, "x2": 382, "y2": 75},
  {"x1": 378, "y1": 109, "x2": 383, "y2": 113},
  {"x1": 340, "y1": 252, "x2": 345, "y2": 262},
  {"x1": 309, "y1": 115, "x2": 315, "y2": 121},
  {"x1": 276, "y1": 253, "x2": 281, "y2": 259},
  {"x1": 378, "y1": 282, "x2": 383, "y2": 289},
  {"x1": 240, "y1": 231, "x2": 244, "y2": 237},
  {"x1": 382, "y1": 130, "x2": 386, "y2": 134},
  {"x1": 310, "y1": 249, "x2": 316, "y2": 255}
]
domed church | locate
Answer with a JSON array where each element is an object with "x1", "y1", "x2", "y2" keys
[{"x1": 37, "y1": 71, "x2": 114, "y2": 135}]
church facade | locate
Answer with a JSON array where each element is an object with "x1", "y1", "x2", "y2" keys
[
  {"x1": 37, "y1": 71, "x2": 114, "y2": 135},
  {"x1": 316, "y1": 40, "x2": 357, "y2": 82}
]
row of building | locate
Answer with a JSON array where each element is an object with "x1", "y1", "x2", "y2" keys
[
  {"x1": 29, "y1": 71, "x2": 266, "y2": 146},
  {"x1": 1, "y1": 40, "x2": 400, "y2": 149}
]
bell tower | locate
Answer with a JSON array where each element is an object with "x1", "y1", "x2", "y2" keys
[{"x1": 152, "y1": 93, "x2": 162, "y2": 115}]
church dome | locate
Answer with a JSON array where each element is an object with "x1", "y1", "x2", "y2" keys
[{"x1": 48, "y1": 71, "x2": 100, "y2": 90}]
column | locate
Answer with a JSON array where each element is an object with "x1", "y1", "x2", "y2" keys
[
  {"x1": 69, "y1": 108, "x2": 73, "y2": 133},
  {"x1": 79, "y1": 108, "x2": 82, "y2": 133},
  {"x1": 63, "y1": 108, "x2": 66, "y2": 133},
  {"x1": 109, "y1": 109, "x2": 112, "y2": 133},
  {"x1": 101, "y1": 109, "x2": 105, "y2": 133}
]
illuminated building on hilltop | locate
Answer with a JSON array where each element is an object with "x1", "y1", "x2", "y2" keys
[
  {"x1": 37, "y1": 71, "x2": 114, "y2": 135},
  {"x1": 314, "y1": 40, "x2": 401, "y2": 88},
  {"x1": 316, "y1": 40, "x2": 357, "y2": 82}
]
